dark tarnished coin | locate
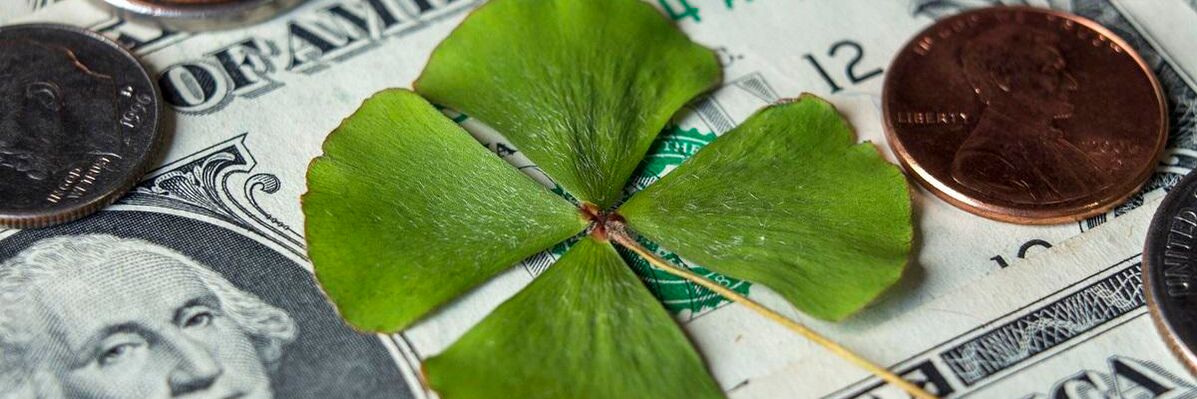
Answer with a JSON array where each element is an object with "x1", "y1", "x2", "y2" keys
[
  {"x1": 1146, "y1": 171, "x2": 1197, "y2": 375},
  {"x1": 883, "y1": 6, "x2": 1167, "y2": 224},
  {"x1": 0, "y1": 24, "x2": 163, "y2": 228},
  {"x1": 100, "y1": 0, "x2": 304, "y2": 31}
]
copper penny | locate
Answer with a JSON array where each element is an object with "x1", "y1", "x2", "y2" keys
[{"x1": 883, "y1": 6, "x2": 1167, "y2": 224}]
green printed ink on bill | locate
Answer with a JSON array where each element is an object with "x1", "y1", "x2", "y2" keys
[{"x1": 621, "y1": 125, "x2": 752, "y2": 316}]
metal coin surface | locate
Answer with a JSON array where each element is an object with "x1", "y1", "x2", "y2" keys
[
  {"x1": 1145, "y1": 171, "x2": 1197, "y2": 375},
  {"x1": 0, "y1": 24, "x2": 163, "y2": 228},
  {"x1": 883, "y1": 6, "x2": 1167, "y2": 224},
  {"x1": 100, "y1": 0, "x2": 304, "y2": 31}
]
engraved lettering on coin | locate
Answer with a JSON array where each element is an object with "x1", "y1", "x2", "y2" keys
[
  {"x1": 895, "y1": 111, "x2": 970, "y2": 125},
  {"x1": 0, "y1": 24, "x2": 163, "y2": 228}
]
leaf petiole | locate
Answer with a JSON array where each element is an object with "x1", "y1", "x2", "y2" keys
[{"x1": 605, "y1": 219, "x2": 937, "y2": 399}]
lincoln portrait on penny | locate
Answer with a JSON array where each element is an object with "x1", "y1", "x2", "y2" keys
[
  {"x1": 0, "y1": 235, "x2": 297, "y2": 398},
  {"x1": 952, "y1": 25, "x2": 1108, "y2": 204},
  {"x1": 0, "y1": 39, "x2": 120, "y2": 183}
]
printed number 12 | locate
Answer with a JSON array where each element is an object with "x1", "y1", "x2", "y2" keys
[{"x1": 803, "y1": 40, "x2": 883, "y2": 93}]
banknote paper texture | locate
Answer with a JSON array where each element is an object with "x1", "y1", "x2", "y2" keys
[
  {"x1": 0, "y1": 0, "x2": 61, "y2": 23},
  {"x1": 2, "y1": 0, "x2": 1196, "y2": 397}
]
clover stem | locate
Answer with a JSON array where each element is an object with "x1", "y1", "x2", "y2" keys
[
  {"x1": 605, "y1": 220, "x2": 937, "y2": 399},
  {"x1": 581, "y1": 202, "x2": 619, "y2": 242}
]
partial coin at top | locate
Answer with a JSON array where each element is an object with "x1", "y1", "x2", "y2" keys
[
  {"x1": 1145, "y1": 170, "x2": 1197, "y2": 376},
  {"x1": 0, "y1": 24, "x2": 164, "y2": 228},
  {"x1": 883, "y1": 6, "x2": 1167, "y2": 224},
  {"x1": 100, "y1": 0, "x2": 304, "y2": 31}
]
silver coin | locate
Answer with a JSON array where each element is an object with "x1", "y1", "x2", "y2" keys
[
  {"x1": 0, "y1": 24, "x2": 164, "y2": 228},
  {"x1": 99, "y1": 0, "x2": 305, "y2": 31},
  {"x1": 1145, "y1": 171, "x2": 1197, "y2": 375}
]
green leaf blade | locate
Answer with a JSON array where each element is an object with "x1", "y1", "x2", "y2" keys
[
  {"x1": 303, "y1": 89, "x2": 587, "y2": 332},
  {"x1": 618, "y1": 94, "x2": 913, "y2": 321},
  {"x1": 414, "y1": 0, "x2": 721, "y2": 209},
  {"x1": 425, "y1": 236, "x2": 724, "y2": 399}
]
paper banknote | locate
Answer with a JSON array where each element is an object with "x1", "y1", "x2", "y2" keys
[
  {"x1": 738, "y1": 195, "x2": 1197, "y2": 398},
  {"x1": 1, "y1": 0, "x2": 1195, "y2": 397}
]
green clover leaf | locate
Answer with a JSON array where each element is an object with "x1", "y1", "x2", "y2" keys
[
  {"x1": 619, "y1": 94, "x2": 912, "y2": 320},
  {"x1": 424, "y1": 235, "x2": 724, "y2": 398},
  {"x1": 304, "y1": 89, "x2": 588, "y2": 331},
  {"x1": 413, "y1": 0, "x2": 720, "y2": 210},
  {"x1": 303, "y1": 0, "x2": 913, "y2": 397}
]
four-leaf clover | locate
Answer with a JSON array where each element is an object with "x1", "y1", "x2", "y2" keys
[{"x1": 303, "y1": 0, "x2": 912, "y2": 397}]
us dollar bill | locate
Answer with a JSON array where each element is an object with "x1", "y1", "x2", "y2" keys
[
  {"x1": 630, "y1": 0, "x2": 1197, "y2": 391},
  {"x1": 3, "y1": 0, "x2": 1196, "y2": 397},
  {"x1": 737, "y1": 195, "x2": 1196, "y2": 398},
  {"x1": 0, "y1": 2, "x2": 474, "y2": 398}
]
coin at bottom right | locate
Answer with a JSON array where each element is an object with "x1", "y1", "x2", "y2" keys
[{"x1": 1144, "y1": 171, "x2": 1197, "y2": 375}]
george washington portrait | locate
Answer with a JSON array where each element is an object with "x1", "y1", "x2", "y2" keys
[{"x1": 0, "y1": 234, "x2": 298, "y2": 398}]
